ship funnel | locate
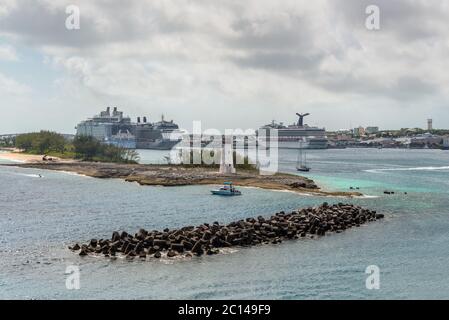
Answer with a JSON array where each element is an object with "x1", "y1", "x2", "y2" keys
[
  {"x1": 137, "y1": 117, "x2": 141, "y2": 123},
  {"x1": 106, "y1": 107, "x2": 110, "y2": 114},
  {"x1": 143, "y1": 116, "x2": 147, "y2": 123},
  {"x1": 113, "y1": 107, "x2": 117, "y2": 112},
  {"x1": 296, "y1": 113, "x2": 310, "y2": 127}
]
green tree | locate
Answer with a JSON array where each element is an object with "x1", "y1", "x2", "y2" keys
[
  {"x1": 73, "y1": 135, "x2": 100, "y2": 160},
  {"x1": 15, "y1": 131, "x2": 67, "y2": 154}
]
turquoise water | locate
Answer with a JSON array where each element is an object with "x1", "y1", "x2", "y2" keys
[{"x1": 0, "y1": 148, "x2": 449, "y2": 299}]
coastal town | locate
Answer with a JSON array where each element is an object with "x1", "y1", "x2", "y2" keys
[
  {"x1": 327, "y1": 119, "x2": 449, "y2": 149},
  {"x1": 1, "y1": 109, "x2": 448, "y2": 151}
]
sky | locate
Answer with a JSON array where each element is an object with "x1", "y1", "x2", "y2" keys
[{"x1": 1, "y1": 0, "x2": 449, "y2": 134}]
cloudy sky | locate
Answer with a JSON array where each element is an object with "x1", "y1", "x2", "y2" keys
[{"x1": 1, "y1": 0, "x2": 448, "y2": 133}]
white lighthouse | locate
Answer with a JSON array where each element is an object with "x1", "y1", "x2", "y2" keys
[{"x1": 219, "y1": 140, "x2": 236, "y2": 174}]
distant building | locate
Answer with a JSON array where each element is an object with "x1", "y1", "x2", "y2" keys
[
  {"x1": 409, "y1": 133, "x2": 441, "y2": 148},
  {"x1": 427, "y1": 119, "x2": 433, "y2": 131},
  {"x1": 365, "y1": 126, "x2": 379, "y2": 134},
  {"x1": 443, "y1": 136, "x2": 449, "y2": 150},
  {"x1": 353, "y1": 126, "x2": 365, "y2": 136}
]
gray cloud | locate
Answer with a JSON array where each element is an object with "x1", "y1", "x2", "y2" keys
[
  {"x1": 1, "y1": 0, "x2": 449, "y2": 132},
  {"x1": 332, "y1": 0, "x2": 449, "y2": 42},
  {"x1": 0, "y1": 0, "x2": 161, "y2": 48}
]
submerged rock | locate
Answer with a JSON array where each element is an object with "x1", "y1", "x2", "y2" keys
[{"x1": 69, "y1": 243, "x2": 80, "y2": 251}]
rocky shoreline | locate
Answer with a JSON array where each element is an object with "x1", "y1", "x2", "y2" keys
[
  {"x1": 69, "y1": 203, "x2": 384, "y2": 260},
  {"x1": 0, "y1": 162, "x2": 363, "y2": 197}
]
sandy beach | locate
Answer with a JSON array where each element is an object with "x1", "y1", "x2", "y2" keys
[{"x1": 0, "y1": 151, "x2": 65, "y2": 163}]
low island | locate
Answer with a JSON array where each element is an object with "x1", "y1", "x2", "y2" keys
[
  {"x1": 1, "y1": 131, "x2": 361, "y2": 197},
  {"x1": 1, "y1": 160, "x2": 363, "y2": 197}
]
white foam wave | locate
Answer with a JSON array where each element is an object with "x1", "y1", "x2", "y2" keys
[
  {"x1": 59, "y1": 170, "x2": 90, "y2": 178},
  {"x1": 0, "y1": 158, "x2": 26, "y2": 163},
  {"x1": 357, "y1": 195, "x2": 380, "y2": 199},
  {"x1": 17, "y1": 173, "x2": 43, "y2": 178},
  {"x1": 365, "y1": 166, "x2": 449, "y2": 173}
]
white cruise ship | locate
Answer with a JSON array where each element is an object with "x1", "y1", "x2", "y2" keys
[{"x1": 258, "y1": 113, "x2": 328, "y2": 149}]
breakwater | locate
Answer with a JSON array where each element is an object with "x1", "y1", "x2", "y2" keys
[{"x1": 70, "y1": 203, "x2": 383, "y2": 259}]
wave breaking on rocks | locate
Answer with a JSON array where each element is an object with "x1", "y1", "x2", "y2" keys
[{"x1": 69, "y1": 202, "x2": 384, "y2": 260}]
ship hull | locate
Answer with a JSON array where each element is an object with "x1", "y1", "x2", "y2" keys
[
  {"x1": 136, "y1": 139, "x2": 181, "y2": 150},
  {"x1": 277, "y1": 140, "x2": 328, "y2": 149}
]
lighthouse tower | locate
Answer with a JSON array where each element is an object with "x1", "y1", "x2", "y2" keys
[{"x1": 219, "y1": 142, "x2": 236, "y2": 174}]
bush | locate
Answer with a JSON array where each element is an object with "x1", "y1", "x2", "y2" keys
[
  {"x1": 15, "y1": 132, "x2": 139, "y2": 164},
  {"x1": 73, "y1": 136, "x2": 139, "y2": 163},
  {"x1": 15, "y1": 131, "x2": 66, "y2": 154},
  {"x1": 177, "y1": 149, "x2": 256, "y2": 170}
]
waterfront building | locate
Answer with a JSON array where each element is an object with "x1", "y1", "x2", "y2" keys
[
  {"x1": 353, "y1": 127, "x2": 366, "y2": 137},
  {"x1": 409, "y1": 133, "x2": 441, "y2": 148},
  {"x1": 365, "y1": 126, "x2": 379, "y2": 134},
  {"x1": 443, "y1": 136, "x2": 449, "y2": 150}
]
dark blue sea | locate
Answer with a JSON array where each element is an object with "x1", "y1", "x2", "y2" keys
[{"x1": 1, "y1": 148, "x2": 449, "y2": 299}]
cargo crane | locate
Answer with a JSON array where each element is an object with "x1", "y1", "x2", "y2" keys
[{"x1": 296, "y1": 113, "x2": 310, "y2": 127}]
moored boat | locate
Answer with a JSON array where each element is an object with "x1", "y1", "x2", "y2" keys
[{"x1": 211, "y1": 182, "x2": 242, "y2": 196}]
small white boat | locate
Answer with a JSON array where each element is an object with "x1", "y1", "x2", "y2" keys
[{"x1": 211, "y1": 182, "x2": 242, "y2": 196}]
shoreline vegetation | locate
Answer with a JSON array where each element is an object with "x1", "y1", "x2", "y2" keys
[
  {"x1": 10, "y1": 131, "x2": 139, "y2": 164},
  {"x1": 69, "y1": 203, "x2": 384, "y2": 260}
]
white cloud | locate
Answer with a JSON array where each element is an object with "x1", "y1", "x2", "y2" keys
[
  {"x1": 0, "y1": 44, "x2": 18, "y2": 61},
  {"x1": 0, "y1": 72, "x2": 30, "y2": 95}
]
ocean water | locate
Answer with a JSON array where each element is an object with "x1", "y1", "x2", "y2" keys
[{"x1": 1, "y1": 148, "x2": 449, "y2": 299}]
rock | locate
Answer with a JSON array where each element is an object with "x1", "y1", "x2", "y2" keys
[
  {"x1": 70, "y1": 243, "x2": 80, "y2": 251},
  {"x1": 79, "y1": 248, "x2": 88, "y2": 256},
  {"x1": 153, "y1": 239, "x2": 168, "y2": 249},
  {"x1": 375, "y1": 214, "x2": 385, "y2": 219},
  {"x1": 123, "y1": 243, "x2": 135, "y2": 254},
  {"x1": 153, "y1": 251, "x2": 161, "y2": 259},
  {"x1": 120, "y1": 231, "x2": 129, "y2": 239},
  {"x1": 171, "y1": 243, "x2": 184, "y2": 253},
  {"x1": 89, "y1": 239, "x2": 98, "y2": 248},
  {"x1": 181, "y1": 240, "x2": 193, "y2": 251},
  {"x1": 206, "y1": 249, "x2": 215, "y2": 255},
  {"x1": 136, "y1": 229, "x2": 147, "y2": 240},
  {"x1": 125, "y1": 254, "x2": 134, "y2": 260},
  {"x1": 111, "y1": 231, "x2": 121, "y2": 242},
  {"x1": 191, "y1": 240, "x2": 204, "y2": 255},
  {"x1": 167, "y1": 250, "x2": 177, "y2": 258},
  {"x1": 148, "y1": 247, "x2": 157, "y2": 254}
]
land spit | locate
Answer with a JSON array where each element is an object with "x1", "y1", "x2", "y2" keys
[
  {"x1": 69, "y1": 203, "x2": 384, "y2": 260},
  {"x1": 1, "y1": 161, "x2": 362, "y2": 197}
]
